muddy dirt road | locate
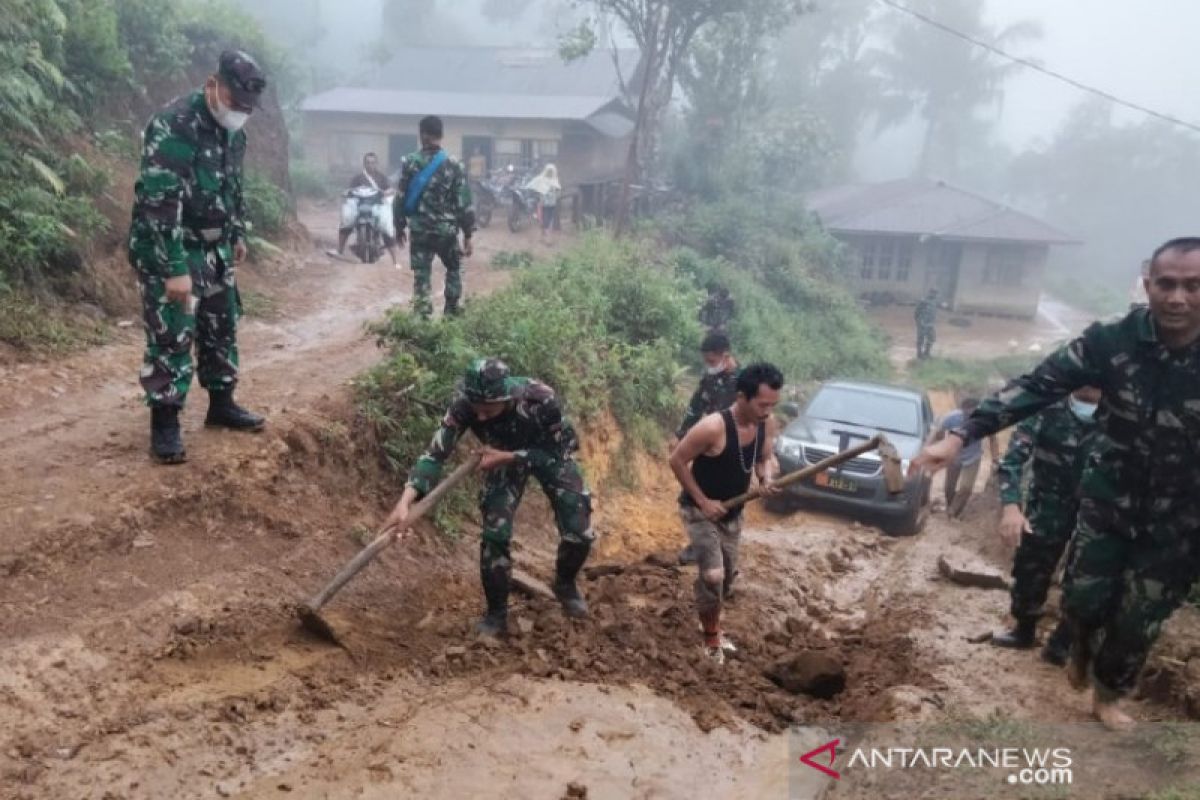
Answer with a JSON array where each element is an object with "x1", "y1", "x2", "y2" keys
[{"x1": 3, "y1": 220, "x2": 1199, "y2": 799}]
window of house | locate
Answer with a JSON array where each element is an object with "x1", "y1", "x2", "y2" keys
[
  {"x1": 877, "y1": 239, "x2": 895, "y2": 281},
  {"x1": 532, "y1": 139, "x2": 559, "y2": 164},
  {"x1": 494, "y1": 138, "x2": 523, "y2": 169},
  {"x1": 984, "y1": 245, "x2": 1027, "y2": 286},
  {"x1": 859, "y1": 240, "x2": 876, "y2": 280},
  {"x1": 896, "y1": 240, "x2": 913, "y2": 282}
]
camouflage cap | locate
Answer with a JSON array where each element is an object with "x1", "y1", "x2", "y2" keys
[
  {"x1": 217, "y1": 50, "x2": 267, "y2": 111},
  {"x1": 463, "y1": 358, "x2": 512, "y2": 403}
]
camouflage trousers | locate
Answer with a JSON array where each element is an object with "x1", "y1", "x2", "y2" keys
[
  {"x1": 1009, "y1": 490, "x2": 1079, "y2": 620},
  {"x1": 137, "y1": 274, "x2": 240, "y2": 407},
  {"x1": 916, "y1": 324, "x2": 936, "y2": 359},
  {"x1": 680, "y1": 505, "x2": 741, "y2": 624},
  {"x1": 409, "y1": 233, "x2": 462, "y2": 319},
  {"x1": 1062, "y1": 499, "x2": 1200, "y2": 699},
  {"x1": 478, "y1": 456, "x2": 594, "y2": 579}
]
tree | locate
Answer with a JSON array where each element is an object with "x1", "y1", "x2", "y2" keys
[
  {"x1": 567, "y1": 0, "x2": 805, "y2": 233},
  {"x1": 1010, "y1": 99, "x2": 1200, "y2": 293},
  {"x1": 870, "y1": 0, "x2": 1040, "y2": 177}
]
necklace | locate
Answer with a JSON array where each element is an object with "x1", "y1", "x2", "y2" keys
[{"x1": 733, "y1": 412, "x2": 759, "y2": 475}]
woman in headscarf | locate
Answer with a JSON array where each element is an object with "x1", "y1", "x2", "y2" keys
[{"x1": 526, "y1": 163, "x2": 562, "y2": 240}]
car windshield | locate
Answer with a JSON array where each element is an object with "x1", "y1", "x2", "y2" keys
[{"x1": 805, "y1": 386, "x2": 921, "y2": 437}]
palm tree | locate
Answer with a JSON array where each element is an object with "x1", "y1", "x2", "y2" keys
[{"x1": 871, "y1": 0, "x2": 1041, "y2": 177}]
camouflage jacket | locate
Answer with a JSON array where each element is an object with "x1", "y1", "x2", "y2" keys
[
  {"x1": 959, "y1": 308, "x2": 1200, "y2": 539},
  {"x1": 676, "y1": 367, "x2": 740, "y2": 439},
  {"x1": 699, "y1": 296, "x2": 735, "y2": 330},
  {"x1": 127, "y1": 91, "x2": 247, "y2": 285},
  {"x1": 915, "y1": 299, "x2": 937, "y2": 328},
  {"x1": 997, "y1": 399, "x2": 1096, "y2": 507},
  {"x1": 408, "y1": 377, "x2": 579, "y2": 496},
  {"x1": 394, "y1": 146, "x2": 475, "y2": 240}
]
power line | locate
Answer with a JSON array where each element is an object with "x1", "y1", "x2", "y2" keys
[{"x1": 875, "y1": 0, "x2": 1200, "y2": 136}]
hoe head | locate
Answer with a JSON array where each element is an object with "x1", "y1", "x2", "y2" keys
[{"x1": 878, "y1": 437, "x2": 906, "y2": 495}]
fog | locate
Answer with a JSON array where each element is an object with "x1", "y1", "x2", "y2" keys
[{"x1": 240, "y1": 0, "x2": 1199, "y2": 300}]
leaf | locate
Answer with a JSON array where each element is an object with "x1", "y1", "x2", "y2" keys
[{"x1": 22, "y1": 154, "x2": 63, "y2": 195}]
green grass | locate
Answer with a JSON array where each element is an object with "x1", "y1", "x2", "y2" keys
[
  {"x1": 239, "y1": 288, "x2": 281, "y2": 319},
  {"x1": 908, "y1": 354, "x2": 1042, "y2": 393},
  {"x1": 490, "y1": 250, "x2": 535, "y2": 270},
  {"x1": 1144, "y1": 787, "x2": 1200, "y2": 800},
  {"x1": 0, "y1": 291, "x2": 110, "y2": 355}
]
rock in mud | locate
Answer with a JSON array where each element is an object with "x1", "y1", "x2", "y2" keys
[
  {"x1": 937, "y1": 556, "x2": 1009, "y2": 591},
  {"x1": 584, "y1": 564, "x2": 624, "y2": 580},
  {"x1": 563, "y1": 782, "x2": 588, "y2": 799},
  {"x1": 767, "y1": 652, "x2": 846, "y2": 699},
  {"x1": 512, "y1": 570, "x2": 555, "y2": 600}
]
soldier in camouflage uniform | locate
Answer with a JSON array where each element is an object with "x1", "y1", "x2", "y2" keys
[
  {"x1": 914, "y1": 237, "x2": 1200, "y2": 731},
  {"x1": 386, "y1": 359, "x2": 594, "y2": 637},
  {"x1": 127, "y1": 51, "x2": 268, "y2": 463},
  {"x1": 699, "y1": 284, "x2": 735, "y2": 333},
  {"x1": 991, "y1": 387, "x2": 1100, "y2": 665},
  {"x1": 914, "y1": 289, "x2": 938, "y2": 360},
  {"x1": 676, "y1": 331, "x2": 740, "y2": 567},
  {"x1": 394, "y1": 116, "x2": 476, "y2": 318}
]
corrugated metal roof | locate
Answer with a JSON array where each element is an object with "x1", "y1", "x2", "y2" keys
[
  {"x1": 302, "y1": 88, "x2": 614, "y2": 122},
  {"x1": 369, "y1": 46, "x2": 641, "y2": 98},
  {"x1": 807, "y1": 178, "x2": 1079, "y2": 245}
]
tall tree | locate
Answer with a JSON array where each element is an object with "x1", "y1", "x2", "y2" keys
[
  {"x1": 566, "y1": 0, "x2": 805, "y2": 233},
  {"x1": 871, "y1": 0, "x2": 1040, "y2": 177}
]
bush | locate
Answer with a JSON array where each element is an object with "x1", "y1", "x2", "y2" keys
[
  {"x1": 358, "y1": 236, "x2": 700, "y2": 476},
  {"x1": 0, "y1": 288, "x2": 109, "y2": 353},
  {"x1": 242, "y1": 172, "x2": 289, "y2": 237},
  {"x1": 289, "y1": 161, "x2": 334, "y2": 199},
  {"x1": 908, "y1": 354, "x2": 1043, "y2": 393}
]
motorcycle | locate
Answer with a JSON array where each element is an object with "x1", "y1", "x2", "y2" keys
[
  {"x1": 474, "y1": 176, "x2": 505, "y2": 229},
  {"x1": 504, "y1": 182, "x2": 537, "y2": 233},
  {"x1": 346, "y1": 185, "x2": 386, "y2": 264}
]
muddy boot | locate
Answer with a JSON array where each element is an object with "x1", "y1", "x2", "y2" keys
[
  {"x1": 204, "y1": 388, "x2": 265, "y2": 432},
  {"x1": 553, "y1": 540, "x2": 591, "y2": 619},
  {"x1": 476, "y1": 563, "x2": 510, "y2": 638},
  {"x1": 991, "y1": 616, "x2": 1037, "y2": 650},
  {"x1": 150, "y1": 405, "x2": 186, "y2": 464},
  {"x1": 1041, "y1": 619, "x2": 1072, "y2": 666},
  {"x1": 677, "y1": 543, "x2": 697, "y2": 566}
]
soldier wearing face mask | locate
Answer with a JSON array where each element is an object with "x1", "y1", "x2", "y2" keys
[
  {"x1": 676, "y1": 332, "x2": 740, "y2": 566},
  {"x1": 128, "y1": 50, "x2": 268, "y2": 464},
  {"x1": 991, "y1": 386, "x2": 1101, "y2": 665}
]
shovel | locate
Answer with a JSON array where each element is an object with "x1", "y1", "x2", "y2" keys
[
  {"x1": 720, "y1": 433, "x2": 905, "y2": 512},
  {"x1": 297, "y1": 454, "x2": 482, "y2": 644}
]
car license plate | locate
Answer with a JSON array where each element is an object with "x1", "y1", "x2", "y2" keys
[{"x1": 815, "y1": 472, "x2": 858, "y2": 493}]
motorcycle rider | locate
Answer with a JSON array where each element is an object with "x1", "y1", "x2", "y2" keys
[{"x1": 332, "y1": 152, "x2": 399, "y2": 266}]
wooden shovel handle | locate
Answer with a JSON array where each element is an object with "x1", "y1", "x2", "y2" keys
[
  {"x1": 721, "y1": 434, "x2": 885, "y2": 511},
  {"x1": 303, "y1": 454, "x2": 481, "y2": 612}
]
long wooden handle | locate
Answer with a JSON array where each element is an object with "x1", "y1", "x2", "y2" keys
[
  {"x1": 721, "y1": 434, "x2": 884, "y2": 510},
  {"x1": 304, "y1": 454, "x2": 481, "y2": 612}
]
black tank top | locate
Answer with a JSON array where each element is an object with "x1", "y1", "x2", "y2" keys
[{"x1": 680, "y1": 409, "x2": 765, "y2": 520}]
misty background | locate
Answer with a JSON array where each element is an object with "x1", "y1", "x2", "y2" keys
[{"x1": 242, "y1": 0, "x2": 1200, "y2": 308}]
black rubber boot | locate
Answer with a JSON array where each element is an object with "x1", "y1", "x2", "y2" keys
[
  {"x1": 991, "y1": 616, "x2": 1037, "y2": 649},
  {"x1": 150, "y1": 405, "x2": 187, "y2": 464},
  {"x1": 553, "y1": 540, "x2": 592, "y2": 619},
  {"x1": 476, "y1": 562, "x2": 510, "y2": 638},
  {"x1": 204, "y1": 388, "x2": 265, "y2": 431},
  {"x1": 1041, "y1": 619, "x2": 1072, "y2": 666}
]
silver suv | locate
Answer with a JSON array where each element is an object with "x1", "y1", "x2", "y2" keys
[{"x1": 772, "y1": 380, "x2": 934, "y2": 535}]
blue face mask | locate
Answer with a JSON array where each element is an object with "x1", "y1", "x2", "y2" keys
[{"x1": 1069, "y1": 397, "x2": 1097, "y2": 421}]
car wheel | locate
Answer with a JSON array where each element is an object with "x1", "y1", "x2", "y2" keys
[{"x1": 884, "y1": 499, "x2": 926, "y2": 537}]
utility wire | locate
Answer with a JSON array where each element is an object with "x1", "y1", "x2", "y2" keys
[{"x1": 875, "y1": 0, "x2": 1200, "y2": 136}]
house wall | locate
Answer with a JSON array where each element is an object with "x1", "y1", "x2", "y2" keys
[
  {"x1": 955, "y1": 243, "x2": 1047, "y2": 318},
  {"x1": 305, "y1": 111, "x2": 576, "y2": 176},
  {"x1": 838, "y1": 233, "x2": 1048, "y2": 318}
]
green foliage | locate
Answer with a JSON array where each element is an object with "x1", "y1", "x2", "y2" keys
[
  {"x1": 1144, "y1": 786, "x2": 1200, "y2": 800},
  {"x1": 908, "y1": 354, "x2": 1041, "y2": 393},
  {"x1": 659, "y1": 197, "x2": 889, "y2": 384},
  {"x1": 0, "y1": 288, "x2": 109, "y2": 353},
  {"x1": 357, "y1": 236, "x2": 699, "y2": 480},
  {"x1": 58, "y1": 0, "x2": 132, "y2": 111},
  {"x1": 242, "y1": 172, "x2": 289, "y2": 237},
  {"x1": 557, "y1": 18, "x2": 597, "y2": 63},
  {"x1": 288, "y1": 160, "x2": 332, "y2": 198},
  {"x1": 490, "y1": 250, "x2": 535, "y2": 270}
]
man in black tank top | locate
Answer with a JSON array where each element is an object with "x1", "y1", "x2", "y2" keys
[{"x1": 670, "y1": 362, "x2": 783, "y2": 665}]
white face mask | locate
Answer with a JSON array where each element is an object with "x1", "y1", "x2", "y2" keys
[
  {"x1": 705, "y1": 362, "x2": 727, "y2": 376},
  {"x1": 212, "y1": 94, "x2": 249, "y2": 132},
  {"x1": 1069, "y1": 397, "x2": 1097, "y2": 421}
]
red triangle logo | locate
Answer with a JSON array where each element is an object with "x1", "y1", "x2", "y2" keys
[{"x1": 799, "y1": 738, "x2": 841, "y2": 780}]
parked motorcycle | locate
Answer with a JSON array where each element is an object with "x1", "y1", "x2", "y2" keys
[
  {"x1": 474, "y1": 176, "x2": 505, "y2": 229},
  {"x1": 504, "y1": 182, "x2": 537, "y2": 233}
]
